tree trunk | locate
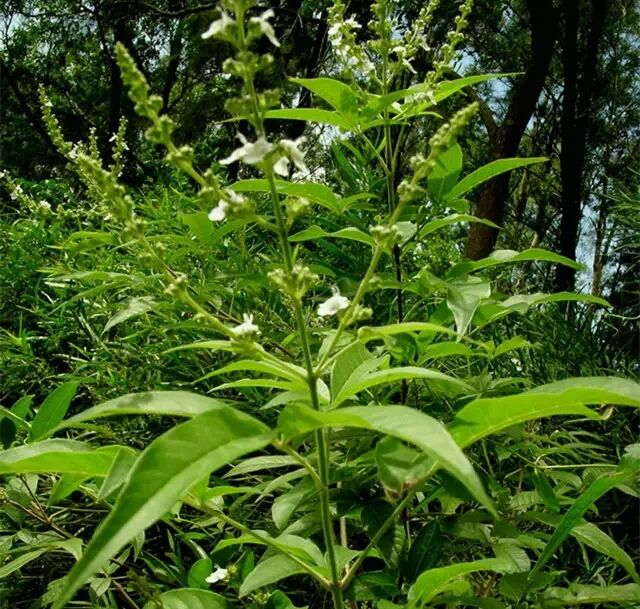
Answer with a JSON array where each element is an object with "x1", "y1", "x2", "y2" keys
[
  {"x1": 464, "y1": 0, "x2": 559, "y2": 260},
  {"x1": 556, "y1": 0, "x2": 609, "y2": 291}
]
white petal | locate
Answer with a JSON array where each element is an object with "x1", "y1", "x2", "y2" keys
[
  {"x1": 317, "y1": 290, "x2": 350, "y2": 317},
  {"x1": 273, "y1": 156, "x2": 290, "y2": 176},
  {"x1": 208, "y1": 201, "x2": 228, "y2": 222},
  {"x1": 220, "y1": 145, "x2": 248, "y2": 165},
  {"x1": 205, "y1": 566, "x2": 229, "y2": 584}
]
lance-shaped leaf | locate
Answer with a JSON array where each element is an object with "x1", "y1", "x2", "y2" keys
[
  {"x1": 278, "y1": 404, "x2": 494, "y2": 515},
  {"x1": 529, "y1": 512, "x2": 639, "y2": 582},
  {"x1": 51, "y1": 391, "x2": 228, "y2": 436},
  {"x1": 529, "y1": 462, "x2": 639, "y2": 583},
  {"x1": 289, "y1": 225, "x2": 375, "y2": 247},
  {"x1": 239, "y1": 555, "x2": 308, "y2": 598},
  {"x1": 333, "y1": 366, "x2": 474, "y2": 406},
  {"x1": 540, "y1": 584, "x2": 640, "y2": 607},
  {"x1": 448, "y1": 376, "x2": 640, "y2": 449},
  {"x1": 446, "y1": 157, "x2": 547, "y2": 201},
  {"x1": 30, "y1": 381, "x2": 79, "y2": 440},
  {"x1": 448, "y1": 248, "x2": 581, "y2": 278},
  {"x1": 230, "y1": 179, "x2": 343, "y2": 213},
  {"x1": 408, "y1": 556, "x2": 523, "y2": 607},
  {"x1": 141, "y1": 588, "x2": 231, "y2": 609},
  {"x1": 0, "y1": 440, "x2": 122, "y2": 476},
  {"x1": 53, "y1": 407, "x2": 273, "y2": 609}
]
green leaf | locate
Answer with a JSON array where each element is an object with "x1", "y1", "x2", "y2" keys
[
  {"x1": 333, "y1": 365, "x2": 473, "y2": 406},
  {"x1": 540, "y1": 584, "x2": 640, "y2": 607},
  {"x1": 226, "y1": 455, "x2": 299, "y2": 477},
  {"x1": 375, "y1": 437, "x2": 431, "y2": 493},
  {"x1": 449, "y1": 248, "x2": 582, "y2": 277},
  {"x1": 362, "y1": 500, "x2": 405, "y2": 568},
  {"x1": 529, "y1": 470, "x2": 637, "y2": 583},
  {"x1": 142, "y1": 588, "x2": 231, "y2": 609},
  {"x1": 272, "y1": 477, "x2": 314, "y2": 530},
  {"x1": 0, "y1": 548, "x2": 50, "y2": 578},
  {"x1": 230, "y1": 179, "x2": 343, "y2": 213},
  {"x1": 447, "y1": 157, "x2": 547, "y2": 201},
  {"x1": 428, "y1": 144, "x2": 463, "y2": 201},
  {"x1": 53, "y1": 391, "x2": 228, "y2": 435},
  {"x1": 408, "y1": 557, "x2": 520, "y2": 607},
  {"x1": 0, "y1": 440, "x2": 119, "y2": 476},
  {"x1": 368, "y1": 73, "x2": 518, "y2": 120},
  {"x1": 531, "y1": 512, "x2": 639, "y2": 581},
  {"x1": 289, "y1": 225, "x2": 375, "y2": 247},
  {"x1": 500, "y1": 291, "x2": 610, "y2": 310},
  {"x1": 278, "y1": 404, "x2": 495, "y2": 515},
  {"x1": 188, "y1": 557, "x2": 213, "y2": 589},
  {"x1": 331, "y1": 342, "x2": 372, "y2": 401},
  {"x1": 0, "y1": 539, "x2": 83, "y2": 578},
  {"x1": 265, "y1": 107, "x2": 352, "y2": 130},
  {"x1": 493, "y1": 336, "x2": 533, "y2": 358},
  {"x1": 432, "y1": 73, "x2": 520, "y2": 105},
  {"x1": 53, "y1": 407, "x2": 273, "y2": 609},
  {"x1": 446, "y1": 277, "x2": 491, "y2": 335},
  {"x1": 215, "y1": 531, "x2": 325, "y2": 567},
  {"x1": 239, "y1": 555, "x2": 307, "y2": 597},
  {"x1": 447, "y1": 375, "x2": 640, "y2": 449},
  {"x1": 419, "y1": 342, "x2": 475, "y2": 363},
  {"x1": 403, "y1": 521, "x2": 442, "y2": 584},
  {"x1": 290, "y1": 77, "x2": 359, "y2": 120},
  {"x1": 358, "y1": 322, "x2": 458, "y2": 343},
  {"x1": 0, "y1": 395, "x2": 33, "y2": 447},
  {"x1": 103, "y1": 296, "x2": 157, "y2": 333},
  {"x1": 30, "y1": 382, "x2": 79, "y2": 441},
  {"x1": 418, "y1": 214, "x2": 499, "y2": 239},
  {"x1": 98, "y1": 446, "x2": 138, "y2": 500},
  {"x1": 206, "y1": 359, "x2": 306, "y2": 384}
]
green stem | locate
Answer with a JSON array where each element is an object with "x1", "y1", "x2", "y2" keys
[
  {"x1": 341, "y1": 463, "x2": 438, "y2": 590},
  {"x1": 238, "y1": 12, "x2": 344, "y2": 598}
]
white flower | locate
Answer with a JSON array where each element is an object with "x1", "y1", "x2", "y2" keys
[
  {"x1": 317, "y1": 286, "x2": 350, "y2": 317},
  {"x1": 226, "y1": 190, "x2": 246, "y2": 204},
  {"x1": 208, "y1": 201, "x2": 228, "y2": 222},
  {"x1": 274, "y1": 136, "x2": 308, "y2": 176},
  {"x1": 38, "y1": 199, "x2": 52, "y2": 211},
  {"x1": 205, "y1": 566, "x2": 229, "y2": 584},
  {"x1": 202, "y1": 10, "x2": 234, "y2": 39},
  {"x1": 109, "y1": 133, "x2": 117, "y2": 143},
  {"x1": 221, "y1": 134, "x2": 274, "y2": 166},
  {"x1": 402, "y1": 58, "x2": 417, "y2": 74},
  {"x1": 249, "y1": 9, "x2": 280, "y2": 47},
  {"x1": 232, "y1": 313, "x2": 260, "y2": 337},
  {"x1": 345, "y1": 16, "x2": 361, "y2": 30},
  {"x1": 328, "y1": 23, "x2": 341, "y2": 38}
]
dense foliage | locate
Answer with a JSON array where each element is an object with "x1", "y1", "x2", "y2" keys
[{"x1": 0, "y1": 1, "x2": 638, "y2": 609}]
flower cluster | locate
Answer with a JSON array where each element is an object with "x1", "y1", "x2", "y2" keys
[{"x1": 327, "y1": 0, "x2": 375, "y2": 78}]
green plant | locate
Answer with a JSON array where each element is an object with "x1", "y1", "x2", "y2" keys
[{"x1": 1, "y1": 2, "x2": 639, "y2": 609}]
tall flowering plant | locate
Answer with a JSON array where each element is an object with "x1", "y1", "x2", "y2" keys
[{"x1": 2, "y1": 1, "x2": 637, "y2": 608}]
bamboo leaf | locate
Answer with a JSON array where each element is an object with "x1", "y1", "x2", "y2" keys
[{"x1": 31, "y1": 382, "x2": 79, "y2": 441}]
